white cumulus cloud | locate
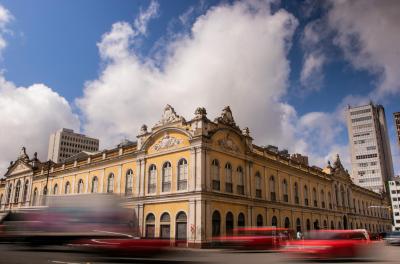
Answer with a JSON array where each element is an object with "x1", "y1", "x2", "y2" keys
[
  {"x1": 78, "y1": 1, "x2": 303, "y2": 154},
  {"x1": 328, "y1": 0, "x2": 400, "y2": 97},
  {"x1": 0, "y1": 76, "x2": 80, "y2": 172}
]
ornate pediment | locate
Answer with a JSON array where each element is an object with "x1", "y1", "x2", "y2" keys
[
  {"x1": 152, "y1": 133, "x2": 182, "y2": 152},
  {"x1": 217, "y1": 134, "x2": 240, "y2": 153},
  {"x1": 5, "y1": 160, "x2": 32, "y2": 177},
  {"x1": 154, "y1": 105, "x2": 185, "y2": 127}
]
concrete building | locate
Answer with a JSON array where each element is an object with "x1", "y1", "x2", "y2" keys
[
  {"x1": 47, "y1": 128, "x2": 99, "y2": 163},
  {"x1": 0, "y1": 105, "x2": 393, "y2": 247},
  {"x1": 388, "y1": 178, "x2": 400, "y2": 230},
  {"x1": 395, "y1": 112, "x2": 400, "y2": 149},
  {"x1": 346, "y1": 103, "x2": 394, "y2": 193}
]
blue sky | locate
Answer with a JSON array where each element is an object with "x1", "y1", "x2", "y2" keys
[{"x1": 0, "y1": 0, "x2": 399, "y2": 175}]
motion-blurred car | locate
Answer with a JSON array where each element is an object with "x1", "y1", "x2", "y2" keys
[
  {"x1": 213, "y1": 227, "x2": 293, "y2": 250},
  {"x1": 70, "y1": 238, "x2": 172, "y2": 257},
  {"x1": 282, "y1": 229, "x2": 372, "y2": 260},
  {"x1": 384, "y1": 231, "x2": 400, "y2": 245},
  {"x1": 0, "y1": 194, "x2": 137, "y2": 246}
]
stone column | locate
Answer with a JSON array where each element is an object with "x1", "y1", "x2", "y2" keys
[
  {"x1": 248, "y1": 205, "x2": 253, "y2": 226},
  {"x1": 139, "y1": 159, "x2": 146, "y2": 197},
  {"x1": 189, "y1": 148, "x2": 196, "y2": 192},
  {"x1": 196, "y1": 148, "x2": 206, "y2": 191},
  {"x1": 195, "y1": 199, "x2": 206, "y2": 245},
  {"x1": 245, "y1": 161, "x2": 250, "y2": 197},
  {"x1": 117, "y1": 164, "x2": 122, "y2": 194},
  {"x1": 85, "y1": 173, "x2": 89, "y2": 193},
  {"x1": 100, "y1": 169, "x2": 105, "y2": 193},
  {"x1": 205, "y1": 150, "x2": 211, "y2": 191},
  {"x1": 137, "y1": 203, "x2": 144, "y2": 237},
  {"x1": 135, "y1": 159, "x2": 142, "y2": 196},
  {"x1": 72, "y1": 175, "x2": 76, "y2": 194},
  {"x1": 188, "y1": 199, "x2": 196, "y2": 243}
]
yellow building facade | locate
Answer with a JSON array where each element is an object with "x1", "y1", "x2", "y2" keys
[{"x1": 0, "y1": 105, "x2": 392, "y2": 247}]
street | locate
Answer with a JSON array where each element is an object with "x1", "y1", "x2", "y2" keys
[{"x1": 0, "y1": 242, "x2": 399, "y2": 264}]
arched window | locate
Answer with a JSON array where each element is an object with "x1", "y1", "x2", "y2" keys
[
  {"x1": 237, "y1": 166, "x2": 244, "y2": 194},
  {"x1": 238, "y1": 213, "x2": 245, "y2": 227},
  {"x1": 176, "y1": 212, "x2": 187, "y2": 240},
  {"x1": 177, "y1": 159, "x2": 188, "y2": 190},
  {"x1": 77, "y1": 179, "x2": 84, "y2": 194},
  {"x1": 162, "y1": 162, "x2": 172, "y2": 192},
  {"x1": 145, "y1": 213, "x2": 155, "y2": 238},
  {"x1": 23, "y1": 180, "x2": 29, "y2": 202},
  {"x1": 320, "y1": 190, "x2": 325, "y2": 208},
  {"x1": 53, "y1": 184, "x2": 58, "y2": 195},
  {"x1": 225, "y1": 163, "x2": 233, "y2": 193},
  {"x1": 6, "y1": 184, "x2": 12, "y2": 204},
  {"x1": 272, "y1": 216, "x2": 278, "y2": 227},
  {"x1": 314, "y1": 220, "x2": 320, "y2": 230},
  {"x1": 284, "y1": 217, "x2": 290, "y2": 228},
  {"x1": 126, "y1": 169, "x2": 133, "y2": 195},
  {"x1": 107, "y1": 173, "x2": 114, "y2": 193},
  {"x1": 323, "y1": 220, "x2": 328, "y2": 229},
  {"x1": 306, "y1": 219, "x2": 311, "y2": 231},
  {"x1": 211, "y1": 159, "x2": 220, "y2": 191},
  {"x1": 269, "y1": 176, "x2": 276, "y2": 201},
  {"x1": 91, "y1": 176, "x2": 98, "y2": 193},
  {"x1": 294, "y1": 182, "x2": 299, "y2": 204},
  {"x1": 255, "y1": 172, "x2": 262, "y2": 198},
  {"x1": 331, "y1": 221, "x2": 335, "y2": 230},
  {"x1": 304, "y1": 185, "x2": 309, "y2": 206},
  {"x1": 148, "y1": 164, "x2": 157, "y2": 193},
  {"x1": 296, "y1": 218, "x2": 301, "y2": 232},
  {"x1": 212, "y1": 211, "x2": 221, "y2": 237},
  {"x1": 32, "y1": 188, "x2": 38, "y2": 206},
  {"x1": 65, "y1": 181, "x2": 71, "y2": 194},
  {"x1": 282, "y1": 179, "x2": 289, "y2": 202},
  {"x1": 358, "y1": 200, "x2": 361, "y2": 214},
  {"x1": 312, "y1": 188, "x2": 317, "y2": 207},
  {"x1": 328, "y1": 192, "x2": 332, "y2": 209},
  {"x1": 160, "y1": 212, "x2": 171, "y2": 238},
  {"x1": 226, "y1": 212, "x2": 234, "y2": 234},
  {"x1": 14, "y1": 180, "x2": 21, "y2": 203},
  {"x1": 257, "y1": 214, "x2": 263, "y2": 227}
]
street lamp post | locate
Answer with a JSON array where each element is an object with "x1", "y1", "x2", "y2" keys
[{"x1": 43, "y1": 160, "x2": 51, "y2": 205}]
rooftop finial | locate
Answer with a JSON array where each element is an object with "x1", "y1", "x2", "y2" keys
[
  {"x1": 194, "y1": 107, "x2": 207, "y2": 118},
  {"x1": 215, "y1": 106, "x2": 236, "y2": 126}
]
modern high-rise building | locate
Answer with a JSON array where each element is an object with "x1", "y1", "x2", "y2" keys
[
  {"x1": 346, "y1": 103, "x2": 394, "y2": 193},
  {"x1": 394, "y1": 112, "x2": 400, "y2": 148},
  {"x1": 388, "y1": 178, "x2": 400, "y2": 230},
  {"x1": 47, "y1": 128, "x2": 99, "y2": 163}
]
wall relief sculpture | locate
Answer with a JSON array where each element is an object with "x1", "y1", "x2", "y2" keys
[
  {"x1": 217, "y1": 134, "x2": 240, "y2": 153},
  {"x1": 153, "y1": 133, "x2": 182, "y2": 151}
]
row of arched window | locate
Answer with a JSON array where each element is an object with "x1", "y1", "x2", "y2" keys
[
  {"x1": 1, "y1": 180, "x2": 30, "y2": 205},
  {"x1": 209, "y1": 159, "x2": 387, "y2": 217},
  {"x1": 210, "y1": 210, "x2": 388, "y2": 236},
  {"x1": 145, "y1": 211, "x2": 187, "y2": 239},
  {"x1": 147, "y1": 159, "x2": 188, "y2": 194}
]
